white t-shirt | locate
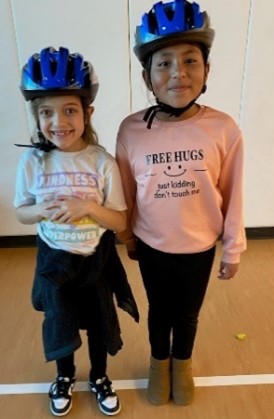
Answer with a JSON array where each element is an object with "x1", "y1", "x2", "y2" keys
[{"x1": 14, "y1": 144, "x2": 127, "y2": 255}]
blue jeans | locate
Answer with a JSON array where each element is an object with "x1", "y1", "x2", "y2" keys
[{"x1": 137, "y1": 239, "x2": 216, "y2": 360}]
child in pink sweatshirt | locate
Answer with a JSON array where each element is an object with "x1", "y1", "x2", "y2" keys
[{"x1": 116, "y1": 0, "x2": 246, "y2": 407}]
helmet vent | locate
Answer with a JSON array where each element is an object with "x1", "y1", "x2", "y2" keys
[
  {"x1": 185, "y1": 2, "x2": 195, "y2": 28},
  {"x1": 32, "y1": 58, "x2": 43, "y2": 85},
  {"x1": 20, "y1": 47, "x2": 99, "y2": 102},
  {"x1": 66, "y1": 57, "x2": 75, "y2": 83},
  {"x1": 49, "y1": 59, "x2": 58, "y2": 76},
  {"x1": 133, "y1": 0, "x2": 215, "y2": 64}
]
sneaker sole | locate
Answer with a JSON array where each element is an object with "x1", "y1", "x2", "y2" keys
[
  {"x1": 98, "y1": 402, "x2": 121, "y2": 416},
  {"x1": 50, "y1": 401, "x2": 73, "y2": 417}
]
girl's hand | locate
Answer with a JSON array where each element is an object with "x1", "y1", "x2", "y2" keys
[
  {"x1": 36, "y1": 201, "x2": 57, "y2": 220},
  {"x1": 44, "y1": 195, "x2": 126, "y2": 232},
  {"x1": 15, "y1": 201, "x2": 62, "y2": 225},
  {"x1": 218, "y1": 261, "x2": 239, "y2": 280},
  {"x1": 16, "y1": 196, "x2": 126, "y2": 231},
  {"x1": 45, "y1": 196, "x2": 90, "y2": 224}
]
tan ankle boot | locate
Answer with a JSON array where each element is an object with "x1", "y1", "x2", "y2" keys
[
  {"x1": 172, "y1": 357, "x2": 195, "y2": 405},
  {"x1": 147, "y1": 356, "x2": 171, "y2": 405}
]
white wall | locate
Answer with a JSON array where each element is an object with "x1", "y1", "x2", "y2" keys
[
  {"x1": 1, "y1": 0, "x2": 273, "y2": 236},
  {"x1": 240, "y1": 0, "x2": 274, "y2": 226}
]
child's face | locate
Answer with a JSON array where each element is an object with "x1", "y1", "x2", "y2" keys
[
  {"x1": 37, "y1": 95, "x2": 89, "y2": 152},
  {"x1": 147, "y1": 43, "x2": 209, "y2": 119}
]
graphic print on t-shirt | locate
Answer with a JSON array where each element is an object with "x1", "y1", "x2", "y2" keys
[
  {"x1": 37, "y1": 170, "x2": 103, "y2": 246},
  {"x1": 145, "y1": 148, "x2": 207, "y2": 199}
]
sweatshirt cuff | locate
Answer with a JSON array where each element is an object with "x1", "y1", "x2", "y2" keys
[{"x1": 221, "y1": 252, "x2": 241, "y2": 264}]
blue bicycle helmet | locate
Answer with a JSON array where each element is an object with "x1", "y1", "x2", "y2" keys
[
  {"x1": 20, "y1": 47, "x2": 99, "y2": 103},
  {"x1": 134, "y1": 0, "x2": 215, "y2": 65}
]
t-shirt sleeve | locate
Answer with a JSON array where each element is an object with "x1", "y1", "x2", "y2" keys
[
  {"x1": 14, "y1": 153, "x2": 36, "y2": 208},
  {"x1": 103, "y1": 158, "x2": 127, "y2": 211}
]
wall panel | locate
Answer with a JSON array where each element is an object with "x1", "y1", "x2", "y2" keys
[
  {"x1": 240, "y1": 0, "x2": 274, "y2": 226},
  {"x1": 0, "y1": 0, "x2": 31, "y2": 235}
]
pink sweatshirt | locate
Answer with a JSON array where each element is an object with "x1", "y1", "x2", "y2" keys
[{"x1": 116, "y1": 105, "x2": 246, "y2": 264}]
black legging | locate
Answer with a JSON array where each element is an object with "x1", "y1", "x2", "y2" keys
[
  {"x1": 56, "y1": 285, "x2": 107, "y2": 382},
  {"x1": 137, "y1": 239, "x2": 216, "y2": 360}
]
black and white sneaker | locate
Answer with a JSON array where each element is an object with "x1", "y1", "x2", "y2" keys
[
  {"x1": 89, "y1": 376, "x2": 121, "y2": 416},
  {"x1": 49, "y1": 376, "x2": 75, "y2": 416}
]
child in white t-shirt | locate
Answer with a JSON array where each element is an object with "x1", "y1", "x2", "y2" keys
[{"x1": 14, "y1": 46, "x2": 139, "y2": 417}]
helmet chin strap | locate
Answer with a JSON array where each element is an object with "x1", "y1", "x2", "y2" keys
[
  {"x1": 143, "y1": 85, "x2": 207, "y2": 129},
  {"x1": 14, "y1": 123, "x2": 55, "y2": 152}
]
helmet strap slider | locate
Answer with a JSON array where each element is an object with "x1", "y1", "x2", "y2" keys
[{"x1": 143, "y1": 98, "x2": 195, "y2": 129}]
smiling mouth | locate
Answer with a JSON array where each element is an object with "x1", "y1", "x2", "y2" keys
[
  {"x1": 170, "y1": 86, "x2": 189, "y2": 92},
  {"x1": 51, "y1": 130, "x2": 72, "y2": 136}
]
